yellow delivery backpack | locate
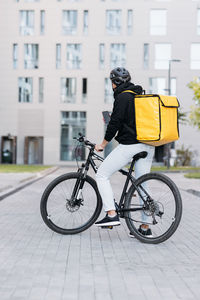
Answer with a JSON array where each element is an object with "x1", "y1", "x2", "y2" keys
[{"x1": 122, "y1": 91, "x2": 180, "y2": 146}]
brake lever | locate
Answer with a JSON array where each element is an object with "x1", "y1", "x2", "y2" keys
[
  {"x1": 73, "y1": 136, "x2": 84, "y2": 142},
  {"x1": 78, "y1": 132, "x2": 85, "y2": 138}
]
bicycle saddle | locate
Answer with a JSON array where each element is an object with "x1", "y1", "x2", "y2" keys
[{"x1": 132, "y1": 151, "x2": 148, "y2": 161}]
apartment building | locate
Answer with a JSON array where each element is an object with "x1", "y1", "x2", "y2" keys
[{"x1": 0, "y1": 0, "x2": 200, "y2": 165}]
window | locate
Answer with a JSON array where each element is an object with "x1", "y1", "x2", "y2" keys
[
  {"x1": 155, "y1": 44, "x2": 171, "y2": 69},
  {"x1": 99, "y1": 43, "x2": 105, "y2": 69},
  {"x1": 127, "y1": 10, "x2": 133, "y2": 34},
  {"x1": 18, "y1": 77, "x2": 33, "y2": 103},
  {"x1": 149, "y1": 78, "x2": 166, "y2": 94},
  {"x1": 60, "y1": 111, "x2": 86, "y2": 161},
  {"x1": 82, "y1": 78, "x2": 87, "y2": 103},
  {"x1": 13, "y1": 44, "x2": 18, "y2": 69},
  {"x1": 20, "y1": 10, "x2": 34, "y2": 35},
  {"x1": 190, "y1": 44, "x2": 200, "y2": 69},
  {"x1": 197, "y1": 9, "x2": 200, "y2": 35},
  {"x1": 61, "y1": 78, "x2": 76, "y2": 103},
  {"x1": 17, "y1": 0, "x2": 39, "y2": 2},
  {"x1": 66, "y1": 44, "x2": 82, "y2": 69},
  {"x1": 150, "y1": 9, "x2": 167, "y2": 35},
  {"x1": 83, "y1": 10, "x2": 89, "y2": 35},
  {"x1": 56, "y1": 44, "x2": 61, "y2": 69},
  {"x1": 144, "y1": 43, "x2": 149, "y2": 69},
  {"x1": 106, "y1": 10, "x2": 122, "y2": 35},
  {"x1": 39, "y1": 78, "x2": 44, "y2": 103},
  {"x1": 40, "y1": 10, "x2": 45, "y2": 35},
  {"x1": 62, "y1": 10, "x2": 77, "y2": 35},
  {"x1": 105, "y1": 78, "x2": 113, "y2": 104},
  {"x1": 110, "y1": 43, "x2": 126, "y2": 68},
  {"x1": 24, "y1": 44, "x2": 39, "y2": 69}
]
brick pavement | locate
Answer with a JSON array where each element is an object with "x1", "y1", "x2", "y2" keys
[{"x1": 0, "y1": 167, "x2": 199, "y2": 300}]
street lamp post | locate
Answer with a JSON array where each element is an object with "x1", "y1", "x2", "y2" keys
[
  {"x1": 166, "y1": 59, "x2": 181, "y2": 169},
  {"x1": 168, "y1": 59, "x2": 181, "y2": 96}
]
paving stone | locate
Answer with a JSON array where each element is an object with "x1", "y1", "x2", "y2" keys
[{"x1": 0, "y1": 168, "x2": 199, "y2": 300}]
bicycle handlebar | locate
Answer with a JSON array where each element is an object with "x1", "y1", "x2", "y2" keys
[{"x1": 73, "y1": 133, "x2": 96, "y2": 149}]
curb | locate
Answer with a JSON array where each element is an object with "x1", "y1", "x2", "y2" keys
[
  {"x1": 186, "y1": 189, "x2": 200, "y2": 198},
  {"x1": 153, "y1": 170, "x2": 200, "y2": 174},
  {"x1": 0, "y1": 166, "x2": 59, "y2": 201}
]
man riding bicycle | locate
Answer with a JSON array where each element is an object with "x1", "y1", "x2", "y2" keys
[{"x1": 95, "y1": 67, "x2": 155, "y2": 237}]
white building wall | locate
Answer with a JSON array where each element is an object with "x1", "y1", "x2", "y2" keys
[{"x1": 0, "y1": 0, "x2": 200, "y2": 165}]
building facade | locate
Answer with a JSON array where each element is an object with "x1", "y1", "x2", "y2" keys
[{"x1": 0, "y1": 0, "x2": 200, "y2": 165}]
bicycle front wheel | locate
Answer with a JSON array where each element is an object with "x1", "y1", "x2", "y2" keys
[
  {"x1": 124, "y1": 172, "x2": 182, "y2": 244},
  {"x1": 40, "y1": 172, "x2": 102, "y2": 234}
]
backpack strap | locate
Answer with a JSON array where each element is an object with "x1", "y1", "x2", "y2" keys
[
  {"x1": 121, "y1": 90, "x2": 137, "y2": 95},
  {"x1": 120, "y1": 90, "x2": 138, "y2": 136}
]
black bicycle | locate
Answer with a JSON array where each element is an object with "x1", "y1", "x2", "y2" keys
[{"x1": 40, "y1": 133, "x2": 182, "y2": 244}]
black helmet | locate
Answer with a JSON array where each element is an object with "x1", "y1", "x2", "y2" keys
[{"x1": 110, "y1": 67, "x2": 131, "y2": 86}]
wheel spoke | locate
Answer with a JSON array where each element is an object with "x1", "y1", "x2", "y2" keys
[
  {"x1": 125, "y1": 173, "x2": 182, "y2": 243},
  {"x1": 41, "y1": 173, "x2": 101, "y2": 234}
]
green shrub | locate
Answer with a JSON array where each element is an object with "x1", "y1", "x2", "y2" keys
[{"x1": 175, "y1": 145, "x2": 194, "y2": 166}]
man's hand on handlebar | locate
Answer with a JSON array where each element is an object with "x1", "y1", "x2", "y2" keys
[
  {"x1": 95, "y1": 144, "x2": 104, "y2": 152},
  {"x1": 95, "y1": 139, "x2": 108, "y2": 152}
]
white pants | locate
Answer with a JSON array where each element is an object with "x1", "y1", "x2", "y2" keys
[{"x1": 96, "y1": 143, "x2": 155, "y2": 212}]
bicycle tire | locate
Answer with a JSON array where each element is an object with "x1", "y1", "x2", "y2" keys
[
  {"x1": 40, "y1": 172, "x2": 102, "y2": 234},
  {"x1": 124, "y1": 172, "x2": 182, "y2": 244}
]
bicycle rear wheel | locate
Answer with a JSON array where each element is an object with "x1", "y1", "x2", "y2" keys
[
  {"x1": 40, "y1": 172, "x2": 102, "y2": 234},
  {"x1": 124, "y1": 172, "x2": 182, "y2": 244}
]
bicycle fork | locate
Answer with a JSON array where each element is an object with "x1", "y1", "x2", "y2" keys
[{"x1": 71, "y1": 169, "x2": 86, "y2": 203}]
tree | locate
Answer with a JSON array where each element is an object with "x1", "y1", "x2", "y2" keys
[
  {"x1": 188, "y1": 77, "x2": 200, "y2": 130},
  {"x1": 178, "y1": 109, "x2": 188, "y2": 125}
]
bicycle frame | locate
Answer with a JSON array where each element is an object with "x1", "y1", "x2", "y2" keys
[
  {"x1": 41, "y1": 136, "x2": 182, "y2": 241},
  {"x1": 76, "y1": 146, "x2": 151, "y2": 216}
]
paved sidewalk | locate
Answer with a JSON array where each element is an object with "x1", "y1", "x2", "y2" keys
[
  {"x1": 0, "y1": 168, "x2": 199, "y2": 300},
  {"x1": 164, "y1": 172, "x2": 200, "y2": 197},
  {"x1": 0, "y1": 167, "x2": 58, "y2": 200}
]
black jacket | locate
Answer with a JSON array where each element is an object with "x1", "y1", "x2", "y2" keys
[{"x1": 104, "y1": 81, "x2": 143, "y2": 145}]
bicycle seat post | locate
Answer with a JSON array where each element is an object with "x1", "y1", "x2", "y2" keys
[
  {"x1": 128, "y1": 159, "x2": 135, "y2": 175},
  {"x1": 129, "y1": 151, "x2": 148, "y2": 174}
]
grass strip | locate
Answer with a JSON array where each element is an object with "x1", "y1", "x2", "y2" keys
[
  {"x1": 0, "y1": 164, "x2": 52, "y2": 173},
  {"x1": 151, "y1": 166, "x2": 200, "y2": 172},
  {"x1": 184, "y1": 173, "x2": 200, "y2": 179}
]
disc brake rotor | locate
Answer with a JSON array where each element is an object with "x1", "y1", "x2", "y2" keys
[
  {"x1": 143, "y1": 200, "x2": 162, "y2": 217},
  {"x1": 66, "y1": 199, "x2": 81, "y2": 212}
]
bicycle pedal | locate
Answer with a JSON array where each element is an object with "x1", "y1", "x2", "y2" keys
[{"x1": 101, "y1": 225, "x2": 113, "y2": 229}]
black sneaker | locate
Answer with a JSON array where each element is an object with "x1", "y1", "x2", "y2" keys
[
  {"x1": 138, "y1": 225, "x2": 153, "y2": 237},
  {"x1": 95, "y1": 214, "x2": 120, "y2": 227},
  {"x1": 129, "y1": 225, "x2": 153, "y2": 238},
  {"x1": 129, "y1": 232, "x2": 135, "y2": 238}
]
